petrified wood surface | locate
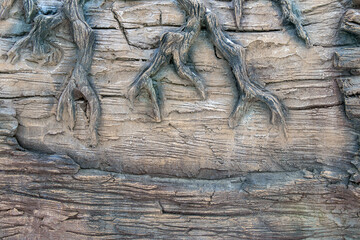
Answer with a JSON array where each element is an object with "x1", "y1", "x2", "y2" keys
[
  {"x1": 1, "y1": 151, "x2": 360, "y2": 239},
  {"x1": 0, "y1": 0, "x2": 356, "y2": 178},
  {"x1": 0, "y1": 0, "x2": 359, "y2": 239}
]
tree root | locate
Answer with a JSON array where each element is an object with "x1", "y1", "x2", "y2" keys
[
  {"x1": 5, "y1": 0, "x2": 101, "y2": 147},
  {"x1": 131, "y1": 0, "x2": 287, "y2": 133},
  {"x1": 205, "y1": 11, "x2": 287, "y2": 130},
  {"x1": 232, "y1": 0, "x2": 311, "y2": 47},
  {"x1": 275, "y1": 0, "x2": 311, "y2": 47},
  {"x1": 0, "y1": 0, "x2": 37, "y2": 23},
  {"x1": 23, "y1": 0, "x2": 37, "y2": 23},
  {"x1": 128, "y1": 0, "x2": 206, "y2": 121},
  {"x1": 56, "y1": 0, "x2": 100, "y2": 147},
  {"x1": 6, "y1": 12, "x2": 64, "y2": 66},
  {"x1": 56, "y1": 65, "x2": 100, "y2": 147},
  {"x1": 233, "y1": 0, "x2": 243, "y2": 30}
]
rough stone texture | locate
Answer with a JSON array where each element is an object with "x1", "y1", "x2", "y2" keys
[
  {"x1": 1, "y1": 153, "x2": 360, "y2": 239},
  {"x1": 0, "y1": 0, "x2": 359, "y2": 238}
]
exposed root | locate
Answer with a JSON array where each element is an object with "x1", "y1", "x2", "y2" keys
[
  {"x1": 5, "y1": 0, "x2": 101, "y2": 146},
  {"x1": 23, "y1": 0, "x2": 38, "y2": 23},
  {"x1": 131, "y1": 0, "x2": 288, "y2": 133},
  {"x1": 56, "y1": 0, "x2": 101, "y2": 147},
  {"x1": 275, "y1": 0, "x2": 312, "y2": 47},
  {"x1": 6, "y1": 12, "x2": 64, "y2": 66},
  {"x1": 205, "y1": 11, "x2": 287, "y2": 130},
  {"x1": 128, "y1": 0, "x2": 206, "y2": 121},
  {"x1": 232, "y1": 0, "x2": 311, "y2": 46},
  {"x1": 233, "y1": 0, "x2": 243, "y2": 30}
]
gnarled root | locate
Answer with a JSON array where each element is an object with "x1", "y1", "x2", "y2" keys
[
  {"x1": 57, "y1": 65, "x2": 101, "y2": 147},
  {"x1": 55, "y1": 0, "x2": 101, "y2": 147},
  {"x1": 233, "y1": 0, "x2": 243, "y2": 30},
  {"x1": 128, "y1": 50, "x2": 167, "y2": 122},
  {"x1": 23, "y1": 0, "x2": 38, "y2": 23},
  {"x1": 6, "y1": 12, "x2": 64, "y2": 65},
  {"x1": 275, "y1": 0, "x2": 311, "y2": 47},
  {"x1": 232, "y1": 0, "x2": 311, "y2": 46},
  {"x1": 205, "y1": 11, "x2": 286, "y2": 131},
  {"x1": 5, "y1": 0, "x2": 100, "y2": 146},
  {"x1": 57, "y1": 77, "x2": 77, "y2": 131},
  {"x1": 128, "y1": 0, "x2": 206, "y2": 121},
  {"x1": 0, "y1": 0, "x2": 37, "y2": 22}
]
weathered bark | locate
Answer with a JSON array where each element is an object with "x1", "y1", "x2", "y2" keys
[{"x1": 334, "y1": 48, "x2": 360, "y2": 70}]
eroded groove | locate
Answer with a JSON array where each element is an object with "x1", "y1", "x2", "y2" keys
[{"x1": 287, "y1": 102, "x2": 344, "y2": 111}]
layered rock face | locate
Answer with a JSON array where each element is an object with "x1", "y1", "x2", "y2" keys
[{"x1": 0, "y1": 0, "x2": 359, "y2": 239}]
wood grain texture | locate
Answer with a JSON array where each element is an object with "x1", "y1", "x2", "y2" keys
[
  {"x1": 0, "y1": 148, "x2": 359, "y2": 239},
  {"x1": 0, "y1": 0, "x2": 359, "y2": 238},
  {"x1": 0, "y1": 0, "x2": 354, "y2": 178}
]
